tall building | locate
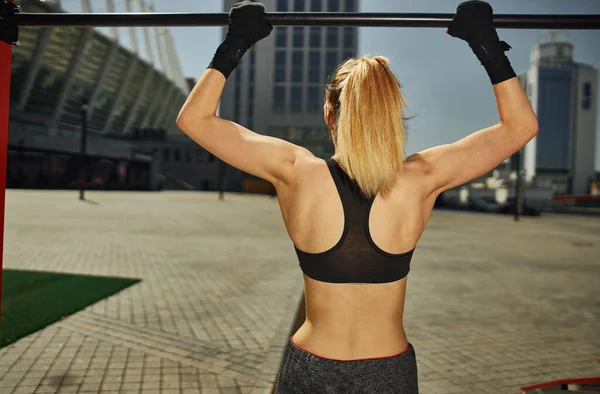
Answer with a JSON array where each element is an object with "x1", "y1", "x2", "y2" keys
[
  {"x1": 220, "y1": 0, "x2": 359, "y2": 191},
  {"x1": 518, "y1": 33, "x2": 598, "y2": 195}
]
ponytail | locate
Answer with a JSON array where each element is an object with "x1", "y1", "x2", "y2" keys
[{"x1": 326, "y1": 56, "x2": 408, "y2": 199}]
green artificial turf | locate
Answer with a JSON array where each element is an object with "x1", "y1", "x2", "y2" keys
[{"x1": 0, "y1": 269, "x2": 140, "y2": 348}]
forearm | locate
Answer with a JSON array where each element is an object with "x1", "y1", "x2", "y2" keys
[
  {"x1": 177, "y1": 69, "x2": 226, "y2": 127},
  {"x1": 493, "y1": 78, "x2": 538, "y2": 132}
]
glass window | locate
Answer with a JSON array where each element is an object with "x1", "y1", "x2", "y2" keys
[
  {"x1": 308, "y1": 86, "x2": 322, "y2": 112},
  {"x1": 294, "y1": 0, "x2": 305, "y2": 11},
  {"x1": 326, "y1": 51, "x2": 338, "y2": 72},
  {"x1": 309, "y1": 68, "x2": 320, "y2": 83},
  {"x1": 293, "y1": 27, "x2": 304, "y2": 47},
  {"x1": 310, "y1": 27, "x2": 321, "y2": 48},
  {"x1": 343, "y1": 27, "x2": 354, "y2": 48},
  {"x1": 327, "y1": 27, "x2": 338, "y2": 48},
  {"x1": 583, "y1": 83, "x2": 592, "y2": 110},
  {"x1": 344, "y1": 0, "x2": 355, "y2": 12},
  {"x1": 292, "y1": 51, "x2": 304, "y2": 83},
  {"x1": 276, "y1": 27, "x2": 287, "y2": 47},
  {"x1": 185, "y1": 149, "x2": 191, "y2": 163},
  {"x1": 174, "y1": 148, "x2": 181, "y2": 162},
  {"x1": 309, "y1": 52, "x2": 321, "y2": 83},
  {"x1": 292, "y1": 51, "x2": 304, "y2": 65},
  {"x1": 276, "y1": 51, "x2": 286, "y2": 66},
  {"x1": 344, "y1": 50, "x2": 354, "y2": 60},
  {"x1": 311, "y1": 0, "x2": 322, "y2": 11},
  {"x1": 163, "y1": 148, "x2": 170, "y2": 162},
  {"x1": 197, "y1": 150, "x2": 204, "y2": 163},
  {"x1": 234, "y1": 102, "x2": 240, "y2": 121},
  {"x1": 274, "y1": 86, "x2": 286, "y2": 113},
  {"x1": 276, "y1": 68, "x2": 287, "y2": 83},
  {"x1": 309, "y1": 51, "x2": 321, "y2": 67},
  {"x1": 277, "y1": 0, "x2": 288, "y2": 12},
  {"x1": 328, "y1": 0, "x2": 339, "y2": 11},
  {"x1": 275, "y1": 51, "x2": 287, "y2": 83},
  {"x1": 291, "y1": 86, "x2": 303, "y2": 113}
]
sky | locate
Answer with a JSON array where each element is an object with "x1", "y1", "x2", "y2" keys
[{"x1": 63, "y1": 0, "x2": 600, "y2": 170}]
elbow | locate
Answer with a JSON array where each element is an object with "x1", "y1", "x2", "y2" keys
[{"x1": 176, "y1": 110, "x2": 189, "y2": 131}]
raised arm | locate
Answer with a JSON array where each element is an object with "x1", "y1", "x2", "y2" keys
[
  {"x1": 418, "y1": 1, "x2": 538, "y2": 196},
  {"x1": 176, "y1": 1, "x2": 312, "y2": 189}
]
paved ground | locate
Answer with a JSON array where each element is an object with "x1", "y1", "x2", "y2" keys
[{"x1": 0, "y1": 190, "x2": 599, "y2": 394}]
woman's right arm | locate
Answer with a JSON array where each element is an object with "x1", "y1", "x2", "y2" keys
[{"x1": 418, "y1": 77, "x2": 538, "y2": 196}]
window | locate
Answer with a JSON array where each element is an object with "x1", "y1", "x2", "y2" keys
[
  {"x1": 308, "y1": 86, "x2": 322, "y2": 112},
  {"x1": 291, "y1": 86, "x2": 303, "y2": 113},
  {"x1": 583, "y1": 82, "x2": 592, "y2": 110},
  {"x1": 276, "y1": 27, "x2": 287, "y2": 47},
  {"x1": 196, "y1": 150, "x2": 204, "y2": 163},
  {"x1": 311, "y1": 0, "x2": 322, "y2": 11},
  {"x1": 310, "y1": 27, "x2": 321, "y2": 48},
  {"x1": 293, "y1": 27, "x2": 304, "y2": 47},
  {"x1": 294, "y1": 0, "x2": 305, "y2": 11},
  {"x1": 326, "y1": 51, "x2": 338, "y2": 78},
  {"x1": 209, "y1": 153, "x2": 215, "y2": 163},
  {"x1": 292, "y1": 51, "x2": 304, "y2": 83},
  {"x1": 174, "y1": 148, "x2": 181, "y2": 162},
  {"x1": 275, "y1": 51, "x2": 287, "y2": 83},
  {"x1": 162, "y1": 148, "x2": 170, "y2": 162},
  {"x1": 277, "y1": 0, "x2": 288, "y2": 12},
  {"x1": 234, "y1": 102, "x2": 240, "y2": 122},
  {"x1": 185, "y1": 149, "x2": 191, "y2": 163},
  {"x1": 327, "y1": 27, "x2": 338, "y2": 48},
  {"x1": 247, "y1": 100, "x2": 254, "y2": 118},
  {"x1": 344, "y1": 0, "x2": 355, "y2": 12},
  {"x1": 274, "y1": 86, "x2": 286, "y2": 113},
  {"x1": 343, "y1": 27, "x2": 355, "y2": 48},
  {"x1": 344, "y1": 50, "x2": 354, "y2": 60},
  {"x1": 309, "y1": 51, "x2": 321, "y2": 83},
  {"x1": 328, "y1": 0, "x2": 339, "y2": 12}
]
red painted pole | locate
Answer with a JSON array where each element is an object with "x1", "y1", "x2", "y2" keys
[{"x1": 0, "y1": 0, "x2": 15, "y2": 319}]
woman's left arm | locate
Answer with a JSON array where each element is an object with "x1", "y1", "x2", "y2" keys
[
  {"x1": 177, "y1": 69, "x2": 312, "y2": 189},
  {"x1": 176, "y1": 1, "x2": 312, "y2": 189}
]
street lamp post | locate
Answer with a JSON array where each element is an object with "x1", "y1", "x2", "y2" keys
[{"x1": 79, "y1": 100, "x2": 89, "y2": 201}]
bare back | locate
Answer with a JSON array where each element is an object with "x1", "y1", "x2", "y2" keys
[{"x1": 275, "y1": 155, "x2": 438, "y2": 360}]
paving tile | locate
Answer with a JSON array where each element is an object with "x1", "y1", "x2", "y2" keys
[{"x1": 0, "y1": 191, "x2": 599, "y2": 394}]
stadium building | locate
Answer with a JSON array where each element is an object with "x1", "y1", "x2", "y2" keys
[{"x1": 8, "y1": 0, "x2": 221, "y2": 191}]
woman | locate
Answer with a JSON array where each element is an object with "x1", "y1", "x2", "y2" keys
[{"x1": 177, "y1": 1, "x2": 538, "y2": 393}]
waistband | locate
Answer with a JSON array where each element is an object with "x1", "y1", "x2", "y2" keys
[{"x1": 289, "y1": 334, "x2": 414, "y2": 362}]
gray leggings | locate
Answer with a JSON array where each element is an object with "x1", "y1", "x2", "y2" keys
[{"x1": 274, "y1": 336, "x2": 419, "y2": 394}]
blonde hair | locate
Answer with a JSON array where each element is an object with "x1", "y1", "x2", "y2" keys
[{"x1": 325, "y1": 55, "x2": 408, "y2": 199}]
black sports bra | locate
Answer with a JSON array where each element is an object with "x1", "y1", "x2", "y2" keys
[{"x1": 294, "y1": 158, "x2": 414, "y2": 284}]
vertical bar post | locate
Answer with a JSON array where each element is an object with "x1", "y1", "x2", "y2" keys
[
  {"x1": 514, "y1": 150, "x2": 523, "y2": 222},
  {"x1": 79, "y1": 100, "x2": 89, "y2": 200},
  {"x1": 218, "y1": 160, "x2": 226, "y2": 201},
  {"x1": 0, "y1": 0, "x2": 15, "y2": 321}
]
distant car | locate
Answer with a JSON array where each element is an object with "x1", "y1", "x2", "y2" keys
[
  {"x1": 497, "y1": 200, "x2": 541, "y2": 216},
  {"x1": 468, "y1": 198, "x2": 501, "y2": 213}
]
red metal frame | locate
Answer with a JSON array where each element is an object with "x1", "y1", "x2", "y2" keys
[
  {"x1": 521, "y1": 377, "x2": 600, "y2": 392},
  {"x1": 0, "y1": 0, "x2": 14, "y2": 320}
]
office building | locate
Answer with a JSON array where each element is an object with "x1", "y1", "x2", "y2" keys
[
  {"x1": 220, "y1": 0, "x2": 359, "y2": 192},
  {"x1": 518, "y1": 33, "x2": 598, "y2": 195}
]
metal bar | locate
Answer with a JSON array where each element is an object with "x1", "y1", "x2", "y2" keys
[
  {"x1": 13, "y1": 12, "x2": 600, "y2": 29},
  {"x1": 0, "y1": 0, "x2": 14, "y2": 324}
]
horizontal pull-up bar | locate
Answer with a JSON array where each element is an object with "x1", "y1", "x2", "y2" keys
[{"x1": 12, "y1": 12, "x2": 600, "y2": 29}]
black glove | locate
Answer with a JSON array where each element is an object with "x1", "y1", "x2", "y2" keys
[
  {"x1": 447, "y1": 0, "x2": 516, "y2": 85},
  {"x1": 208, "y1": 1, "x2": 273, "y2": 79}
]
